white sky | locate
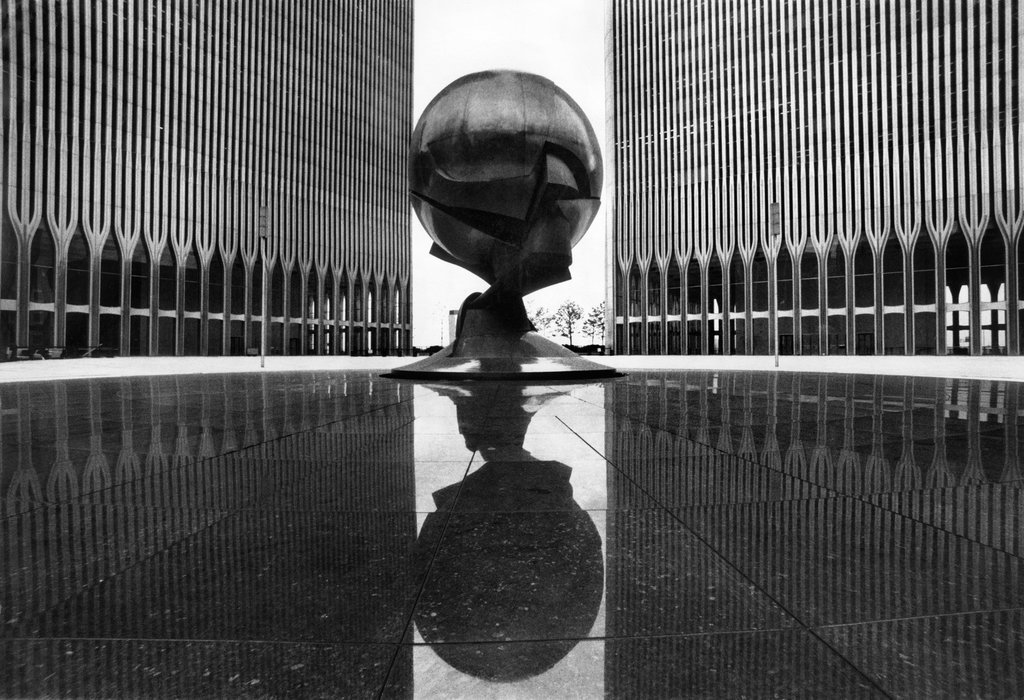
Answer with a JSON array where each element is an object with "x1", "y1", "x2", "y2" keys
[{"x1": 411, "y1": 0, "x2": 606, "y2": 346}]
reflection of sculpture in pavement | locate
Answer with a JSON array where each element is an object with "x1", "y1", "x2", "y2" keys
[{"x1": 414, "y1": 384, "x2": 604, "y2": 681}]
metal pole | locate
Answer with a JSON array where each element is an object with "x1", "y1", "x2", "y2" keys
[
  {"x1": 259, "y1": 205, "x2": 269, "y2": 369},
  {"x1": 770, "y1": 202, "x2": 781, "y2": 368},
  {"x1": 774, "y1": 255, "x2": 779, "y2": 368},
  {"x1": 261, "y1": 239, "x2": 267, "y2": 369}
]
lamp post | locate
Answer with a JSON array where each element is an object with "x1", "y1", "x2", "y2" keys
[
  {"x1": 769, "y1": 202, "x2": 782, "y2": 368},
  {"x1": 258, "y1": 205, "x2": 269, "y2": 369}
]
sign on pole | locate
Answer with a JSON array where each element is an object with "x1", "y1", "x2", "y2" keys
[
  {"x1": 769, "y1": 202, "x2": 782, "y2": 237},
  {"x1": 258, "y1": 205, "x2": 269, "y2": 239}
]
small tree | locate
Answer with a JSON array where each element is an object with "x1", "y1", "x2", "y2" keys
[
  {"x1": 552, "y1": 300, "x2": 584, "y2": 346},
  {"x1": 526, "y1": 302, "x2": 552, "y2": 333},
  {"x1": 583, "y1": 302, "x2": 606, "y2": 344}
]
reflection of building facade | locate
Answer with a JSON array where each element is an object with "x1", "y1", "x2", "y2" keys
[
  {"x1": 603, "y1": 371, "x2": 1024, "y2": 695},
  {"x1": 1, "y1": 2, "x2": 412, "y2": 357},
  {"x1": 606, "y1": 2, "x2": 1023, "y2": 356},
  {"x1": 0, "y1": 374, "x2": 416, "y2": 696},
  {"x1": 607, "y1": 371, "x2": 1023, "y2": 554}
]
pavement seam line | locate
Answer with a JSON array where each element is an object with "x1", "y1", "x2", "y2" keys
[{"x1": 558, "y1": 416, "x2": 896, "y2": 699}]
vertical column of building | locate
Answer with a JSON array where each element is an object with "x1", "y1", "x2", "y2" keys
[
  {"x1": 212, "y1": 3, "x2": 231, "y2": 355},
  {"x1": 238, "y1": 3, "x2": 260, "y2": 357},
  {"x1": 692, "y1": 1, "x2": 710, "y2": 356},
  {"x1": 201, "y1": 2, "x2": 221, "y2": 356},
  {"x1": 713, "y1": 1, "x2": 733, "y2": 356},
  {"x1": 648, "y1": 0, "x2": 665, "y2": 355},
  {"x1": 194, "y1": 3, "x2": 215, "y2": 357},
  {"x1": 0, "y1": 7, "x2": 8, "y2": 339},
  {"x1": 992, "y1": 0, "x2": 1023, "y2": 356},
  {"x1": 44, "y1": 0, "x2": 80, "y2": 350},
  {"x1": 870, "y1": 1, "x2": 890, "y2": 354},
  {"x1": 817, "y1": 3, "x2": 837, "y2": 355},
  {"x1": 311, "y1": 0, "x2": 329, "y2": 355},
  {"x1": 327, "y1": 0, "x2": 344, "y2": 355},
  {"x1": 614, "y1": 0, "x2": 630, "y2": 352},
  {"x1": 735, "y1": 0, "x2": 757, "y2": 356},
  {"x1": 763, "y1": 1, "x2": 782, "y2": 357},
  {"x1": 857, "y1": 1, "x2": 883, "y2": 356},
  {"x1": 717, "y1": 2, "x2": 736, "y2": 354},
  {"x1": 338, "y1": 4, "x2": 354, "y2": 355},
  {"x1": 261, "y1": 1, "x2": 282, "y2": 356},
  {"x1": 678, "y1": 0, "x2": 695, "y2": 354},
  {"x1": 751, "y1": 1, "x2": 772, "y2": 355},
  {"x1": 354, "y1": 3, "x2": 367, "y2": 354},
  {"x1": 162, "y1": 1, "x2": 181, "y2": 354},
  {"x1": 298, "y1": 1, "x2": 315, "y2": 353},
  {"x1": 166, "y1": 2, "x2": 182, "y2": 355},
  {"x1": 787, "y1": 0, "x2": 811, "y2": 355},
  {"x1": 956, "y1": 1, "x2": 986, "y2": 356},
  {"x1": 613, "y1": 0, "x2": 629, "y2": 353},
  {"x1": 665, "y1": 0, "x2": 682, "y2": 354},
  {"x1": 805, "y1": 3, "x2": 826, "y2": 356},
  {"x1": 3, "y1": 3, "x2": 44, "y2": 348},
  {"x1": 170, "y1": 3, "x2": 192, "y2": 356},
  {"x1": 133, "y1": 3, "x2": 155, "y2": 354},
  {"x1": 295, "y1": 1, "x2": 314, "y2": 356},
  {"x1": 80, "y1": 0, "x2": 109, "y2": 351},
  {"x1": 607, "y1": 0, "x2": 621, "y2": 350},
  {"x1": 263, "y1": 1, "x2": 282, "y2": 355},
  {"x1": 397, "y1": 1, "x2": 416, "y2": 353},
  {"x1": 892, "y1": 2, "x2": 920, "y2": 355},
  {"x1": 280, "y1": 3, "x2": 298, "y2": 355},
  {"x1": 370, "y1": 3, "x2": 384, "y2": 354},
  {"x1": 928, "y1": 2, "x2": 955, "y2": 356},
  {"x1": 116, "y1": 3, "x2": 140, "y2": 355},
  {"x1": 371, "y1": 3, "x2": 384, "y2": 353},
  {"x1": 352, "y1": 5, "x2": 368, "y2": 354},
  {"x1": 180, "y1": 3, "x2": 197, "y2": 356}
]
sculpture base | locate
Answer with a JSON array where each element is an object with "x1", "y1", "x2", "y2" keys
[
  {"x1": 385, "y1": 333, "x2": 619, "y2": 380},
  {"x1": 384, "y1": 303, "x2": 620, "y2": 381}
]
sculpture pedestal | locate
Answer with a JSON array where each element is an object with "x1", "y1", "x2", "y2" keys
[{"x1": 385, "y1": 304, "x2": 620, "y2": 381}]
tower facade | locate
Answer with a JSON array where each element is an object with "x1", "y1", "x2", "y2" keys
[
  {"x1": 1, "y1": 1, "x2": 412, "y2": 357},
  {"x1": 607, "y1": 1, "x2": 1023, "y2": 356}
]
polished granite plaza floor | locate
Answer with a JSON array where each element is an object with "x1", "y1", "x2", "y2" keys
[{"x1": 1, "y1": 369, "x2": 1022, "y2": 697}]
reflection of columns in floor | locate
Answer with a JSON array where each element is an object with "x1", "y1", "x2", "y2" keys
[
  {"x1": 603, "y1": 371, "x2": 1024, "y2": 552},
  {"x1": 0, "y1": 375, "x2": 418, "y2": 660},
  {"x1": 601, "y1": 371, "x2": 1024, "y2": 694}
]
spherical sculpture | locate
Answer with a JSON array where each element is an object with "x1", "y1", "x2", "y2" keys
[
  {"x1": 389, "y1": 70, "x2": 617, "y2": 380},
  {"x1": 410, "y1": 70, "x2": 603, "y2": 301}
]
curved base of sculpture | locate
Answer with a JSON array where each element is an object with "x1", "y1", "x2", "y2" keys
[
  {"x1": 385, "y1": 299, "x2": 620, "y2": 381},
  {"x1": 385, "y1": 333, "x2": 620, "y2": 381}
]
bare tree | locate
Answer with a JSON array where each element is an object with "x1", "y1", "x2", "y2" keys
[
  {"x1": 551, "y1": 300, "x2": 584, "y2": 345},
  {"x1": 526, "y1": 301, "x2": 552, "y2": 333},
  {"x1": 583, "y1": 302, "x2": 606, "y2": 344}
]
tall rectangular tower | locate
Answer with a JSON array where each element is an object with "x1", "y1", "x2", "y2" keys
[
  {"x1": 0, "y1": 1, "x2": 413, "y2": 357},
  {"x1": 607, "y1": 1, "x2": 1023, "y2": 357}
]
